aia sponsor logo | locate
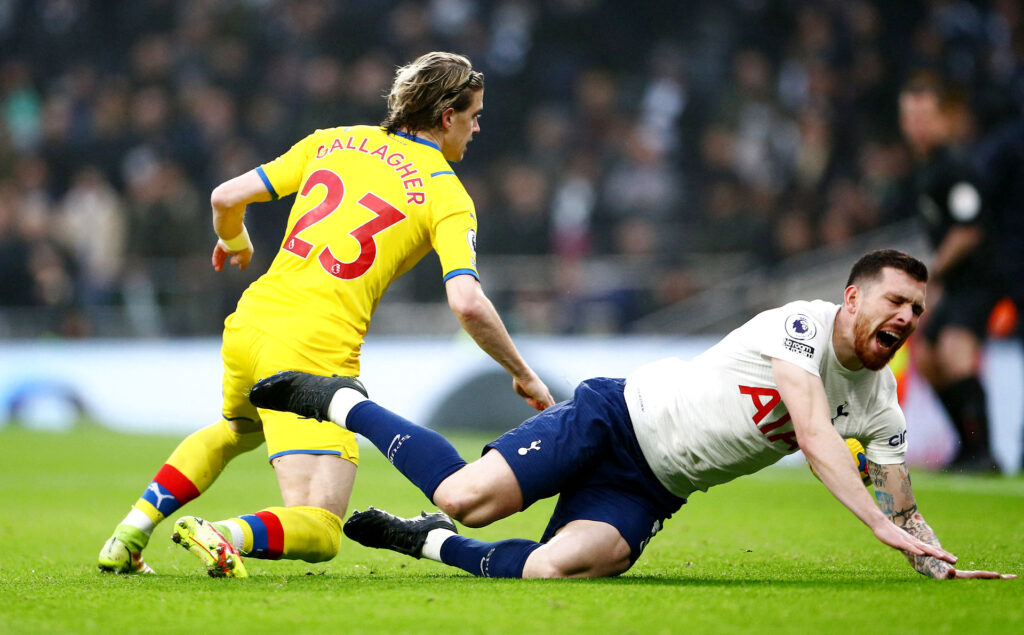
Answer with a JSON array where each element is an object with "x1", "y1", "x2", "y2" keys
[{"x1": 738, "y1": 385, "x2": 799, "y2": 452}]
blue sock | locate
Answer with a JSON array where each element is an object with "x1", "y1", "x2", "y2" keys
[
  {"x1": 439, "y1": 535, "x2": 542, "y2": 578},
  {"x1": 346, "y1": 401, "x2": 467, "y2": 500}
]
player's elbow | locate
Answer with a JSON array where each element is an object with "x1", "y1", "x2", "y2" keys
[
  {"x1": 210, "y1": 174, "x2": 255, "y2": 213},
  {"x1": 793, "y1": 423, "x2": 830, "y2": 460},
  {"x1": 447, "y1": 282, "x2": 487, "y2": 323},
  {"x1": 450, "y1": 299, "x2": 486, "y2": 324},
  {"x1": 210, "y1": 183, "x2": 234, "y2": 212}
]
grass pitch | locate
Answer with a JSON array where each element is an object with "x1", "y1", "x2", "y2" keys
[{"x1": 0, "y1": 425, "x2": 1021, "y2": 634}]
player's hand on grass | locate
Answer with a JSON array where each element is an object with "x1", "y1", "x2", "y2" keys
[
  {"x1": 514, "y1": 373, "x2": 555, "y2": 411},
  {"x1": 212, "y1": 241, "x2": 253, "y2": 272},
  {"x1": 947, "y1": 569, "x2": 1017, "y2": 580},
  {"x1": 873, "y1": 521, "x2": 957, "y2": 564}
]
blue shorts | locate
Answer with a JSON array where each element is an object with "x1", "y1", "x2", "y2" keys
[{"x1": 485, "y1": 377, "x2": 686, "y2": 565}]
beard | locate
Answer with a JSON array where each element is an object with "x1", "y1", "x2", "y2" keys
[{"x1": 853, "y1": 313, "x2": 901, "y2": 371}]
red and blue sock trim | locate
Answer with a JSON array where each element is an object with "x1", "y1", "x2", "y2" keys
[
  {"x1": 240, "y1": 511, "x2": 284, "y2": 559},
  {"x1": 142, "y1": 464, "x2": 201, "y2": 516}
]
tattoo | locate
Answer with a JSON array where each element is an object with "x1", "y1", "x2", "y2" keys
[
  {"x1": 870, "y1": 461, "x2": 952, "y2": 579},
  {"x1": 891, "y1": 504, "x2": 918, "y2": 526},
  {"x1": 901, "y1": 515, "x2": 952, "y2": 579},
  {"x1": 874, "y1": 490, "x2": 894, "y2": 516},
  {"x1": 898, "y1": 468, "x2": 914, "y2": 500},
  {"x1": 868, "y1": 461, "x2": 887, "y2": 490}
]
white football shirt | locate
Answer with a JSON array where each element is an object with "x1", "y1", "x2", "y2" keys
[{"x1": 624, "y1": 300, "x2": 908, "y2": 499}]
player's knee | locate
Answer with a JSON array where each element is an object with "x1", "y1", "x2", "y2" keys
[
  {"x1": 433, "y1": 489, "x2": 480, "y2": 526},
  {"x1": 606, "y1": 552, "x2": 633, "y2": 577},
  {"x1": 303, "y1": 540, "x2": 339, "y2": 563},
  {"x1": 223, "y1": 411, "x2": 263, "y2": 435},
  {"x1": 294, "y1": 506, "x2": 342, "y2": 562},
  {"x1": 585, "y1": 542, "x2": 632, "y2": 577},
  {"x1": 525, "y1": 552, "x2": 630, "y2": 579},
  {"x1": 432, "y1": 488, "x2": 497, "y2": 528},
  {"x1": 523, "y1": 540, "x2": 632, "y2": 579},
  {"x1": 524, "y1": 559, "x2": 571, "y2": 579}
]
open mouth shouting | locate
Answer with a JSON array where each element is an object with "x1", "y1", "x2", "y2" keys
[{"x1": 876, "y1": 328, "x2": 902, "y2": 352}]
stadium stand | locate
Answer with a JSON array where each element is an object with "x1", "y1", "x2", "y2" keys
[{"x1": 1, "y1": 0, "x2": 1021, "y2": 338}]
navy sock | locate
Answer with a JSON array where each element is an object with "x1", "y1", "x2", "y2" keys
[
  {"x1": 439, "y1": 535, "x2": 542, "y2": 578},
  {"x1": 346, "y1": 401, "x2": 467, "y2": 500}
]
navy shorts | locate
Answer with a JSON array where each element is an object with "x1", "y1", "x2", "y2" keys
[{"x1": 485, "y1": 377, "x2": 686, "y2": 565}]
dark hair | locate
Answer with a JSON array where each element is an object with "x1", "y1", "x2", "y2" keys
[
  {"x1": 381, "y1": 52, "x2": 485, "y2": 135},
  {"x1": 846, "y1": 249, "x2": 928, "y2": 287},
  {"x1": 900, "y1": 69, "x2": 967, "y2": 113}
]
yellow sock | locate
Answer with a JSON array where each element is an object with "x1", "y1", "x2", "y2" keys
[
  {"x1": 167, "y1": 419, "x2": 265, "y2": 488},
  {"x1": 220, "y1": 506, "x2": 342, "y2": 563},
  {"x1": 128, "y1": 420, "x2": 264, "y2": 525}
]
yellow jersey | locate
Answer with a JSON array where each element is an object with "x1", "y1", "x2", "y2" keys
[{"x1": 232, "y1": 125, "x2": 479, "y2": 372}]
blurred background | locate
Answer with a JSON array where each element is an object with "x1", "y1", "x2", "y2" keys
[
  {"x1": 0, "y1": 0, "x2": 1022, "y2": 469},
  {"x1": 3, "y1": 0, "x2": 1023, "y2": 338}
]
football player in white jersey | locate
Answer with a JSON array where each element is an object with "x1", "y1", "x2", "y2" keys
[{"x1": 250, "y1": 249, "x2": 1015, "y2": 580}]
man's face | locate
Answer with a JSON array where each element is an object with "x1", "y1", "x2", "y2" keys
[
  {"x1": 899, "y1": 91, "x2": 945, "y2": 154},
  {"x1": 850, "y1": 267, "x2": 926, "y2": 371},
  {"x1": 442, "y1": 89, "x2": 483, "y2": 162}
]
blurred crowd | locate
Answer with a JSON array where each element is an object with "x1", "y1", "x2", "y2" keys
[{"x1": 1, "y1": 0, "x2": 1022, "y2": 337}]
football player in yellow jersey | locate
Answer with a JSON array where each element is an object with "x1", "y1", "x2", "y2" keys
[{"x1": 98, "y1": 51, "x2": 555, "y2": 577}]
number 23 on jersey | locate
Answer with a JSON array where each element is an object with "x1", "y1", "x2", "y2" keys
[{"x1": 282, "y1": 168, "x2": 406, "y2": 280}]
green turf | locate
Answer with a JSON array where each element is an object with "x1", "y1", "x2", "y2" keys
[{"x1": 0, "y1": 425, "x2": 1020, "y2": 634}]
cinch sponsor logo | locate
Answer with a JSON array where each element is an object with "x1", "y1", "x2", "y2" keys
[{"x1": 888, "y1": 429, "x2": 907, "y2": 446}]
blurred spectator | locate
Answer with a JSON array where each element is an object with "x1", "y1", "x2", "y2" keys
[
  {"x1": 482, "y1": 162, "x2": 551, "y2": 255},
  {"x1": 54, "y1": 166, "x2": 125, "y2": 305},
  {"x1": 0, "y1": 0, "x2": 1022, "y2": 338},
  {"x1": 697, "y1": 176, "x2": 765, "y2": 257},
  {"x1": 122, "y1": 158, "x2": 208, "y2": 335},
  {"x1": 550, "y1": 152, "x2": 599, "y2": 258},
  {"x1": 975, "y1": 117, "x2": 1024, "y2": 468},
  {"x1": 900, "y1": 71, "x2": 1000, "y2": 472},
  {"x1": 0, "y1": 180, "x2": 34, "y2": 306}
]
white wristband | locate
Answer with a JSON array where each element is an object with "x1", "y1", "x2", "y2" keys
[{"x1": 218, "y1": 226, "x2": 252, "y2": 252}]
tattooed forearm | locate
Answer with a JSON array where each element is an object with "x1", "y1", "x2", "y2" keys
[
  {"x1": 900, "y1": 514, "x2": 953, "y2": 579},
  {"x1": 891, "y1": 504, "x2": 918, "y2": 526},
  {"x1": 875, "y1": 489, "x2": 921, "y2": 527},
  {"x1": 898, "y1": 467, "x2": 913, "y2": 499},
  {"x1": 868, "y1": 461, "x2": 888, "y2": 490},
  {"x1": 874, "y1": 490, "x2": 894, "y2": 516},
  {"x1": 869, "y1": 461, "x2": 952, "y2": 578}
]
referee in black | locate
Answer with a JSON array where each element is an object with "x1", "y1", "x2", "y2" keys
[
  {"x1": 977, "y1": 118, "x2": 1024, "y2": 472},
  {"x1": 899, "y1": 72, "x2": 1000, "y2": 473}
]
